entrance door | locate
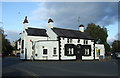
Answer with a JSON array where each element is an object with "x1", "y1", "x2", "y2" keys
[{"x1": 76, "y1": 44, "x2": 82, "y2": 60}]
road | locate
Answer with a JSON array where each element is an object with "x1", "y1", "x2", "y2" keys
[{"x1": 2, "y1": 57, "x2": 120, "y2": 77}]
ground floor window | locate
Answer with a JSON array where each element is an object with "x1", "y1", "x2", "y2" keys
[
  {"x1": 82, "y1": 45, "x2": 91, "y2": 56},
  {"x1": 84, "y1": 49, "x2": 89, "y2": 55},
  {"x1": 53, "y1": 48, "x2": 57, "y2": 55},
  {"x1": 96, "y1": 49, "x2": 100, "y2": 57},
  {"x1": 21, "y1": 40, "x2": 24, "y2": 49},
  {"x1": 43, "y1": 49, "x2": 47, "y2": 54},
  {"x1": 65, "y1": 44, "x2": 75, "y2": 56},
  {"x1": 67, "y1": 48, "x2": 74, "y2": 55}
]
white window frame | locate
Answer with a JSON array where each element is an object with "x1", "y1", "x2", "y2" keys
[{"x1": 85, "y1": 49, "x2": 89, "y2": 55}]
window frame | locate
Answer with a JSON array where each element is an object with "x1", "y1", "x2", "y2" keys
[
  {"x1": 65, "y1": 44, "x2": 75, "y2": 56},
  {"x1": 53, "y1": 48, "x2": 57, "y2": 55},
  {"x1": 43, "y1": 49, "x2": 47, "y2": 54}
]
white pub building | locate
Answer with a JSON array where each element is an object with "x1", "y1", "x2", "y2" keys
[{"x1": 20, "y1": 16, "x2": 105, "y2": 61}]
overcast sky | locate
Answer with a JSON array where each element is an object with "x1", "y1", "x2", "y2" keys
[{"x1": 1, "y1": 2, "x2": 119, "y2": 45}]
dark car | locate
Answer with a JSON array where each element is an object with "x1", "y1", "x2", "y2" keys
[
  {"x1": 16, "y1": 53, "x2": 20, "y2": 57},
  {"x1": 115, "y1": 52, "x2": 120, "y2": 58}
]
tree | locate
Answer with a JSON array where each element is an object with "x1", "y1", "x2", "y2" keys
[
  {"x1": 85, "y1": 23, "x2": 110, "y2": 52},
  {"x1": 0, "y1": 28, "x2": 14, "y2": 56},
  {"x1": 111, "y1": 40, "x2": 120, "y2": 52}
]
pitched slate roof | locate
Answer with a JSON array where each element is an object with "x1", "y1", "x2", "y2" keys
[
  {"x1": 26, "y1": 27, "x2": 48, "y2": 37},
  {"x1": 52, "y1": 27, "x2": 94, "y2": 40}
]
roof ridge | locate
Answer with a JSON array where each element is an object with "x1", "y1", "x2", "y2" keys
[
  {"x1": 53, "y1": 27, "x2": 82, "y2": 32},
  {"x1": 28, "y1": 27, "x2": 46, "y2": 30}
]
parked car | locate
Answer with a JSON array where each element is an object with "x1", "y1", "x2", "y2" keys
[
  {"x1": 115, "y1": 52, "x2": 120, "y2": 58},
  {"x1": 16, "y1": 53, "x2": 20, "y2": 57},
  {"x1": 105, "y1": 52, "x2": 113, "y2": 56}
]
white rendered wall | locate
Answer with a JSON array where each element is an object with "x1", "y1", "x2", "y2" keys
[
  {"x1": 17, "y1": 41, "x2": 21, "y2": 50},
  {"x1": 25, "y1": 36, "x2": 48, "y2": 60},
  {"x1": 95, "y1": 44, "x2": 105, "y2": 59},
  {"x1": 46, "y1": 23, "x2": 58, "y2": 40},
  {"x1": 60, "y1": 37, "x2": 94, "y2": 60},
  {"x1": 34, "y1": 41, "x2": 59, "y2": 60}
]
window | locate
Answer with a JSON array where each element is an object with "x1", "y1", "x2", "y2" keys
[
  {"x1": 96, "y1": 49, "x2": 100, "y2": 57},
  {"x1": 70, "y1": 39, "x2": 72, "y2": 43},
  {"x1": 78, "y1": 39, "x2": 80, "y2": 43},
  {"x1": 84, "y1": 40, "x2": 88, "y2": 44},
  {"x1": 63, "y1": 37, "x2": 64, "y2": 40},
  {"x1": 67, "y1": 48, "x2": 74, "y2": 55},
  {"x1": 53, "y1": 48, "x2": 57, "y2": 55},
  {"x1": 65, "y1": 44, "x2": 75, "y2": 56},
  {"x1": 43, "y1": 49, "x2": 47, "y2": 54},
  {"x1": 86, "y1": 40, "x2": 88, "y2": 44},
  {"x1": 84, "y1": 49, "x2": 89, "y2": 55},
  {"x1": 67, "y1": 38, "x2": 69, "y2": 43},
  {"x1": 21, "y1": 40, "x2": 24, "y2": 49},
  {"x1": 67, "y1": 38, "x2": 72, "y2": 43}
]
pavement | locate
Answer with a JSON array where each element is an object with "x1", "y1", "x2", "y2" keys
[{"x1": 2, "y1": 56, "x2": 120, "y2": 78}]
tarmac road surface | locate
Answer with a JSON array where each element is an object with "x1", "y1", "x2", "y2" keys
[{"x1": 2, "y1": 57, "x2": 119, "y2": 78}]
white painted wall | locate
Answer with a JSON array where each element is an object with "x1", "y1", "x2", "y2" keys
[
  {"x1": 26, "y1": 36, "x2": 48, "y2": 60},
  {"x1": 17, "y1": 41, "x2": 21, "y2": 50},
  {"x1": 34, "y1": 41, "x2": 59, "y2": 60},
  {"x1": 60, "y1": 37, "x2": 94, "y2": 60},
  {"x1": 95, "y1": 44, "x2": 105, "y2": 59},
  {"x1": 46, "y1": 23, "x2": 58, "y2": 40},
  {"x1": 20, "y1": 26, "x2": 28, "y2": 59}
]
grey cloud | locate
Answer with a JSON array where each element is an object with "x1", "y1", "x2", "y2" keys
[{"x1": 30, "y1": 2, "x2": 118, "y2": 29}]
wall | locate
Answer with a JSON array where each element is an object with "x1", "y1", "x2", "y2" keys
[
  {"x1": 34, "y1": 41, "x2": 59, "y2": 60},
  {"x1": 26, "y1": 36, "x2": 48, "y2": 60},
  {"x1": 46, "y1": 23, "x2": 58, "y2": 40},
  {"x1": 60, "y1": 37, "x2": 94, "y2": 60},
  {"x1": 95, "y1": 44, "x2": 105, "y2": 59}
]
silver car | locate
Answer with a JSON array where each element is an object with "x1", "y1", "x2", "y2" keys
[{"x1": 115, "y1": 52, "x2": 120, "y2": 58}]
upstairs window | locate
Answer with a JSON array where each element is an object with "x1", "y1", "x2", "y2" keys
[
  {"x1": 78, "y1": 39, "x2": 80, "y2": 43},
  {"x1": 67, "y1": 38, "x2": 72, "y2": 43},
  {"x1": 86, "y1": 40, "x2": 88, "y2": 44},
  {"x1": 84, "y1": 40, "x2": 88, "y2": 44},
  {"x1": 70, "y1": 39, "x2": 72, "y2": 43},
  {"x1": 67, "y1": 38, "x2": 69, "y2": 43}
]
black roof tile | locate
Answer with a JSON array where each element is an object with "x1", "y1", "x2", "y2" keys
[
  {"x1": 26, "y1": 27, "x2": 48, "y2": 37},
  {"x1": 52, "y1": 27, "x2": 94, "y2": 40}
]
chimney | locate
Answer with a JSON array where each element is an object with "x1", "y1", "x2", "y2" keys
[
  {"x1": 48, "y1": 18, "x2": 54, "y2": 28},
  {"x1": 79, "y1": 24, "x2": 84, "y2": 32},
  {"x1": 23, "y1": 16, "x2": 28, "y2": 29}
]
